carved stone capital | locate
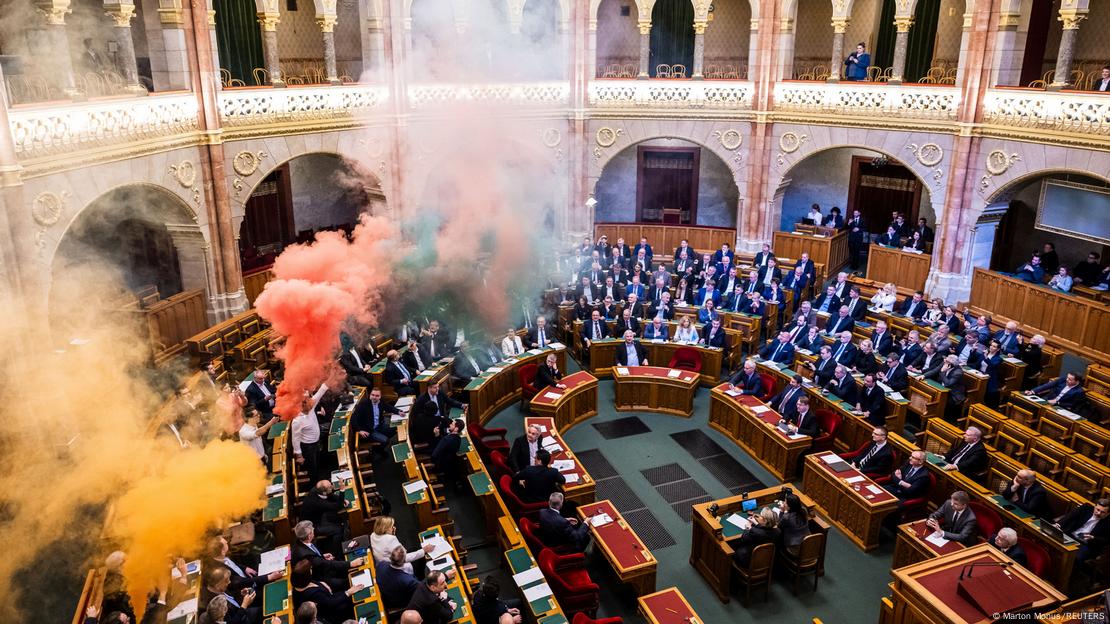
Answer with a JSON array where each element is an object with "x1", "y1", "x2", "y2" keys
[
  {"x1": 750, "y1": 18, "x2": 758, "y2": 31},
  {"x1": 1058, "y1": 9, "x2": 1087, "y2": 30},
  {"x1": 894, "y1": 16, "x2": 914, "y2": 33},
  {"x1": 997, "y1": 12, "x2": 1020, "y2": 29},
  {"x1": 35, "y1": 0, "x2": 71, "y2": 25},
  {"x1": 104, "y1": 4, "x2": 136, "y2": 27},
  {"x1": 157, "y1": 0, "x2": 184, "y2": 25},
  {"x1": 779, "y1": 17, "x2": 794, "y2": 33},
  {"x1": 316, "y1": 14, "x2": 337, "y2": 32},
  {"x1": 693, "y1": 21, "x2": 707, "y2": 35},
  {"x1": 638, "y1": 21, "x2": 651, "y2": 36},
  {"x1": 257, "y1": 12, "x2": 280, "y2": 31},
  {"x1": 831, "y1": 17, "x2": 849, "y2": 34}
]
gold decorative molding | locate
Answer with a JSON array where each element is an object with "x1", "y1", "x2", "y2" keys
[
  {"x1": 232, "y1": 150, "x2": 267, "y2": 176},
  {"x1": 257, "y1": 12, "x2": 280, "y2": 31},
  {"x1": 778, "y1": 17, "x2": 794, "y2": 33},
  {"x1": 1058, "y1": 10, "x2": 1087, "y2": 30},
  {"x1": 35, "y1": 0, "x2": 71, "y2": 25},
  {"x1": 693, "y1": 21, "x2": 707, "y2": 35},
  {"x1": 831, "y1": 17, "x2": 849, "y2": 34},
  {"x1": 316, "y1": 14, "x2": 337, "y2": 32},
  {"x1": 595, "y1": 127, "x2": 622, "y2": 148},
  {"x1": 750, "y1": 18, "x2": 758, "y2": 31},
  {"x1": 32, "y1": 191, "x2": 68, "y2": 227},
  {"x1": 907, "y1": 142, "x2": 943, "y2": 167},
  {"x1": 104, "y1": 4, "x2": 136, "y2": 27},
  {"x1": 894, "y1": 16, "x2": 914, "y2": 32},
  {"x1": 207, "y1": 9, "x2": 216, "y2": 26},
  {"x1": 637, "y1": 21, "x2": 651, "y2": 35}
]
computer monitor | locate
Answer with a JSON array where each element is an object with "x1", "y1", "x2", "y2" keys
[{"x1": 741, "y1": 499, "x2": 757, "y2": 512}]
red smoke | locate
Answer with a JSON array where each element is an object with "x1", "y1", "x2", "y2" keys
[{"x1": 256, "y1": 216, "x2": 398, "y2": 419}]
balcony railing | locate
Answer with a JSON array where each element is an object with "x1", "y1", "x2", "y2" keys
[
  {"x1": 774, "y1": 81, "x2": 960, "y2": 122},
  {"x1": 8, "y1": 93, "x2": 199, "y2": 161},
  {"x1": 982, "y1": 88, "x2": 1110, "y2": 136},
  {"x1": 589, "y1": 79, "x2": 752, "y2": 110},
  {"x1": 406, "y1": 81, "x2": 570, "y2": 109},
  {"x1": 219, "y1": 84, "x2": 390, "y2": 128}
]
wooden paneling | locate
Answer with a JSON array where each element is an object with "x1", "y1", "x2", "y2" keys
[
  {"x1": 593, "y1": 223, "x2": 736, "y2": 256},
  {"x1": 865, "y1": 245, "x2": 931, "y2": 292},
  {"x1": 144, "y1": 289, "x2": 208, "y2": 353},
  {"x1": 969, "y1": 269, "x2": 1110, "y2": 363},
  {"x1": 244, "y1": 267, "x2": 274, "y2": 306},
  {"x1": 772, "y1": 230, "x2": 849, "y2": 280}
]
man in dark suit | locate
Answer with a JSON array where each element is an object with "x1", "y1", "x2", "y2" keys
[
  {"x1": 770, "y1": 375, "x2": 804, "y2": 420},
  {"x1": 377, "y1": 546, "x2": 422, "y2": 609},
  {"x1": 648, "y1": 292, "x2": 675, "y2": 320},
  {"x1": 403, "y1": 337, "x2": 432, "y2": 373},
  {"x1": 406, "y1": 570, "x2": 457, "y2": 624},
  {"x1": 953, "y1": 331, "x2": 984, "y2": 368},
  {"x1": 785, "y1": 397, "x2": 819, "y2": 437},
  {"x1": 431, "y1": 418, "x2": 465, "y2": 481},
  {"x1": 1026, "y1": 372, "x2": 1086, "y2": 410},
  {"x1": 927, "y1": 491, "x2": 979, "y2": 546},
  {"x1": 508, "y1": 423, "x2": 543, "y2": 473},
  {"x1": 728, "y1": 360, "x2": 763, "y2": 396},
  {"x1": 898, "y1": 330, "x2": 924, "y2": 364},
  {"x1": 942, "y1": 426, "x2": 987, "y2": 475},
  {"x1": 291, "y1": 520, "x2": 364, "y2": 589},
  {"x1": 527, "y1": 316, "x2": 555, "y2": 349},
  {"x1": 702, "y1": 317, "x2": 726, "y2": 348},
  {"x1": 204, "y1": 536, "x2": 282, "y2": 598},
  {"x1": 201, "y1": 567, "x2": 262, "y2": 624},
  {"x1": 614, "y1": 308, "x2": 641, "y2": 338},
  {"x1": 352, "y1": 388, "x2": 397, "y2": 446},
  {"x1": 412, "y1": 382, "x2": 466, "y2": 425},
  {"x1": 842, "y1": 287, "x2": 866, "y2": 321},
  {"x1": 886, "y1": 450, "x2": 931, "y2": 501},
  {"x1": 244, "y1": 370, "x2": 277, "y2": 416},
  {"x1": 847, "y1": 209, "x2": 867, "y2": 269},
  {"x1": 830, "y1": 332, "x2": 857, "y2": 368},
  {"x1": 810, "y1": 345, "x2": 838, "y2": 386},
  {"x1": 452, "y1": 343, "x2": 486, "y2": 384},
  {"x1": 615, "y1": 330, "x2": 649, "y2": 366},
  {"x1": 900, "y1": 291, "x2": 928, "y2": 319},
  {"x1": 855, "y1": 373, "x2": 887, "y2": 426},
  {"x1": 633, "y1": 237, "x2": 653, "y2": 265},
  {"x1": 515, "y1": 448, "x2": 565, "y2": 503},
  {"x1": 929, "y1": 355, "x2": 967, "y2": 421},
  {"x1": 581, "y1": 309, "x2": 609, "y2": 348},
  {"x1": 534, "y1": 353, "x2": 564, "y2": 391},
  {"x1": 759, "y1": 331, "x2": 796, "y2": 365},
  {"x1": 850, "y1": 426, "x2": 895, "y2": 477},
  {"x1": 538, "y1": 492, "x2": 591, "y2": 552},
  {"x1": 999, "y1": 469, "x2": 1051, "y2": 518},
  {"x1": 1093, "y1": 66, "x2": 1110, "y2": 92},
  {"x1": 909, "y1": 341, "x2": 943, "y2": 378},
  {"x1": 878, "y1": 352, "x2": 909, "y2": 392},
  {"x1": 1056, "y1": 498, "x2": 1110, "y2": 564},
  {"x1": 673, "y1": 239, "x2": 693, "y2": 263},
  {"x1": 299, "y1": 480, "x2": 347, "y2": 556},
  {"x1": 870, "y1": 320, "x2": 895, "y2": 356},
  {"x1": 752, "y1": 243, "x2": 773, "y2": 268},
  {"x1": 782, "y1": 266, "x2": 808, "y2": 304},
  {"x1": 988, "y1": 528, "x2": 1027, "y2": 567},
  {"x1": 824, "y1": 305, "x2": 855, "y2": 337},
  {"x1": 339, "y1": 341, "x2": 377, "y2": 387},
  {"x1": 420, "y1": 320, "x2": 451, "y2": 360},
  {"x1": 812, "y1": 285, "x2": 841, "y2": 315},
  {"x1": 824, "y1": 365, "x2": 858, "y2": 404}
]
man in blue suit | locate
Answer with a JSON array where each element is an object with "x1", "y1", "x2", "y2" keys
[
  {"x1": 759, "y1": 331, "x2": 796, "y2": 365},
  {"x1": 844, "y1": 42, "x2": 870, "y2": 80},
  {"x1": 769, "y1": 374, "x2": 805, "y2": 420},
  {"x1": 538, "y1": 493, "x2": 591, "y2": 552},
  {"x1": 728, "y1": 360, "x2": 763, "y2": 396},
  {"x1": 1026, "y1": 372, "x2": 1086, "y2": 410},
  {"x1": 886, "y1": 450, "x2": 931, "y2": 503}
]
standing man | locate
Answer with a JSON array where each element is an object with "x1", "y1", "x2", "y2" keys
[
  {"x1": 847, "y1": 210, "x2": 867, "y2": 270},
  {"x1": 843, "y1": 43, "x2": 871, "y2": 81},
  {"x1": 292, "y1": 383, "x2": 330, "y2": 482}
]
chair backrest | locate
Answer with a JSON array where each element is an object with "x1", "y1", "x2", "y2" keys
[
  {"x1": 656, "y1": 64, "x2": 672, "y2": 78},
  {"x1": 748, "y1": 542, "x2": 776, "y2": 577},
  {"x1": 671, "y1": 346, "x2": 701, "y2": 368},
  {"x1": 758, "y1": 373, "x2": 775, "y2": 400},
  {"x1": 519, "y1": 362, "x2": 538, "y2": 388},
  {"x1": 490, "y1": 452, "x2": 512, "y2": 481},
  {"x1": 815, "y1": 409, "x2": 840, "y2": 438},
  {"x1": 796, "y1": 532, "x2": 824, "y2": 567},
  {"x1": 537, "y1": 548, "x2": 576, "y2": 593},
  {"x1": 519, "y1": 517, "x2": 543, "y2": 552},
  {"x1": 1016, "y1": 537, "x2": 1050, "y2": 577},
  {"x1": 967, "y1": 500, "x2": 1002, "y2": 539}
]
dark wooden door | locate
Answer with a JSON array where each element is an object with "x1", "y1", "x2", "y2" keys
[
  {"x1": 846, "y1": 155, "x2": 922, "y2": 233},
  {"x1": 637, "y1": 146, "x2": 700, "y2": 224}
]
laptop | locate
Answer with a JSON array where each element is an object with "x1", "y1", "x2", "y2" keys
[
  {"x1": 1037, "y1": 521, "x2": 1074, "y2": 544},
  {"x1": 741, "y1": 499, "x2": 757, "y2": 512}
]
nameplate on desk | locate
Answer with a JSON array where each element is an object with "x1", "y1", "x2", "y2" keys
[
  {"x1": 1056, "y1": 408, "x2": 1081, "y2": 420},
  {"x1": 889, "y1": 392, "x2": 905, "y2": 401},
  {"x1": 667, "y1": 369, "x2": 682, "y2": 378},
  {"x1": 564, "y1": 473, "x2": 581, "y2": 484},
  {"x1": 615, "y1": 367, "x2": 630, "y2": 376},
  {"x1": 1027, "y1": 395, "x2": 1046, "y2": 402},
  {"x1": 845, "y1": 475, "x2": 866, "y2": 484},
  {"x1": 750, "y1": 405, "x2": 771, "y2": 414},
  {"x1": 487, "y1": 367, "x2": 504, "y2": 373},
  {"x1": 877, "y1": 381, "x2": 893, "y2": 393},
  {"x1": 1003, "y1": 357, "x2": 1024, "y2": 364}
]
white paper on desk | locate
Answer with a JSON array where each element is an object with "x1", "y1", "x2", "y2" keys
[
  {"x1": 395, "y1": 397, "x2": 414, "y2": 408},
  {"x1": 512, "y1": 566, "x2": 544, "y2": 587},
  {"x1": 265, "y1": 483, "x2": 285, "y2": 496},
  {"x1": 391, "y1": 414, "x2": 406, "y2": 424},
  {"x1": 1003, "y1": 357, "x2": 1023, "y2": 364},
  {"x1": 542, "y1": 439, "x2": 562, "y2": 452},
  {"x1": 403, "y1": 480, "x2": 428, "y2": 495},
  {"x1": 523, "y1": 582, "x2": 554, "y2": 602},
  {"x1": 726, "y1": 514, "x2": 751, "y2": 531},
  {"x1": 667, "y1": 369, "x2": 682, "y2": 378},
  {"x1": 798, "y1": 349, "x2": 813, "y2": 356},
  {"x1": 866, "y1": 485, "x2": 883, "y2": 495},
  {"x1": 1057, "y1": 408, "x2": 1081, "y2": 420},
  {"x1": 550, "y1": 342, "x2": 566, "y2": 349},
  {"x1": 652, "y1": 339, "x2": 664, "y2": 343},
  {"x1": 332, "y1": 469, "x2": 353, "y2": 482},
  {"x1": 564, "y1": 473, "x2": 580, "y2": 484},
  {"x1": 543, "y1": 391, "x2": 563, "y2": 400},
  {"x1": 788, "y1": 433, "x2": 808, "y2": 440},
  {"x1": 845, "y1": 475, "x2": 866, "y2": 484},
  {"x1": 819, "y1": 453, "x2": 841, "y2": 464},
  {"x1": 351, "y1": 569, "x2": 374, "y2": 588},
  {"x1": 258, "y1": 545, "x2": 290, "y2": 577},
  {"x1": 925, "y1": 532, "x2": 950, "y2": 547},
  {"x1": 590, "y1": 513, "x2": 614, "y2": 527},
  {"x1": 877, "y1": 381, "x2": 893, "y2": 393},
  {"x1": 487, "y1": 367, "x2": 504, "y2": 373},
  {"x1": 421, "y1": 535, "x2": 453, "y2": 559},
  {"x1": 724, "y1": 389, "x2": 742, "y2": 397},
  {"x1": 551, "y1": 460, "x2": 575, "y2": 472},
  {"x1": 527, "y1": 349, "x2": 544, "y2": 355},
  {"x1": 889, "y1": 392, "x2": 905, "y2": 401},
  {"x1": 166, "y1": 597, "x2": 198, "y2": 620},
  {"x1": 615, "y1": 367, "x2": 630, "y2": 376},
  {"x1": 427, "y1": 554, "x2": 455, "y2": 572},
  {"x1": 750, "y1": 405, "x2": 771, "y2": 414},
  {"x1": 1027, "y1": 395, "x2": 1046, "y2": 402}
]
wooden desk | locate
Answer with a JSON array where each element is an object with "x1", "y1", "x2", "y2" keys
[
  {"x1": 708, "y1": 384, "x2": 810, "y2": 482},
  {"x1": 524, "y1": 416, "x2": 596, "y2": 505},
  {"x1": 418, "y1": 526, "x2": 477, "y2": 624},
  {"x1": 584, "y1": 337, "x2": 723, "y2": 387},
  {"x1": 866, "y1": 244, "x2": 931, "y2": 292},
  {"x1": 466, "y1": 345, "x2": 567, "y2": 425},
  {"x1": 888, "y1": 543, "x2": 1065, "y2": 624},
  {"x1": 504, "y1": 545, "x2": 562, "y2": 619},
  {"x1": 774, "y1": 229, "x2": 849, "y2": 279},
  {"x1": 613, "y1": 365, "x2": 698, "y2": 417},
  {"x1": 801, "y1": 454, "x2": 899, "y2": 551},
  {"x1": 892, "y1": 520, "x2": 967, "y2": 569},
  {"x1": 415, "y1": 357, "x2": 455, "y2": 396},
  {"x1": 690, "y1": 485, "x2": 822, "y2": 602},
  {"x1": 343, "y1": 544, "x2": 387, "y2": 624},
  {"x1": 529, "y1": 371, "x2": 599, "y2": 433},
  {"x1": 578, "y1": 500, "x2": 657, "y2": 595},
  {"x1": 637, "y1": 587, "x2": 704, "y2": 624}
]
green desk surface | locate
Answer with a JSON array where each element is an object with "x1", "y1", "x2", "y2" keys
[
  {"x1": 392, "y1": 443, "x2": 412, "y2": 462},
  {"x1": 268, "y1": 421, "x2": 289, "y2": 439},
  {"x1": 506, "y1": 547, "x2": 533, "y2": 574},
  {"x1": 925, "y1": 451, "x2": 947, "y2": 466},
  {"x1": 342, "y1": 487, "x2": 357, "y2": 507},
  {"x1": 465, "y1": 376, "x2": 490, "y2": 391},
  {"x1": 329, "y1": 417, "x2": 348, "y2": 434},
  {"x1": 990, "y1": 494, "x2": 1032, "y2": 520},
  {"x1": 924, "y1": 379, "x2": 948, "y2": 390},
  {"x1": 446, "y1": 585, "x2": 466, "y2": 620},
  {"x1": 457, "y1": 436, "x2": 472, "y2": 455},
  {"x1": 327, "y1": 432, "x2": 345, "y2": 452},
  {"x1": 449, "y1": 407, "x2": 465, "y2": 420},
  {"x1": 538, "y1": 615, "x2": 568, "y2": 624},
  {"x1": 468, "y1": 471, "x2": 493, "y2": 495},
  {"x1": 262, "y1": 579, "x2": 290, "y2": 615},
  {"x1": 720, "y1": 513, "x2": 748, "y2": 539},
  {"x1": 270, "y1": 473, "x2": 284, "y2": 486},
  {"x1": 419, "y1": 527, "x2": 443, "y2": 541},
  {"x1": 354, "y1": 599, "x2": 381, "y2": 622},
  {"x1": 263, "y1": 495, "x2": 285, "y2": 521},
  {"x1": 404, "y1": 481, "x2": 428, "y2": 505},
  {"x1": 352, "y1": 584, "x2": 375, "y2": 603},
  {"x1": 528, "y1": 594, "x2": 557, "y2": 615}
]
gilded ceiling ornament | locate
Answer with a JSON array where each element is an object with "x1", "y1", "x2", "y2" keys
[
  {"x1": 32, "y1": 191, "x2": 68, "y2": 227},
  {"x1": 168, "y1": 161, "x2": 197, "y2": 188},
  {"x1": 714, "y1": 129, "x2": 742, "y2": 151},
  {"x1": 907, "y1": 142, "x2": 943, "y2": 167},
  {"x1": 233, "y1": 150, "x2": 267, "y2": 177},
  {"x1": 779, "y1": 132, "x2": 806, "y2": 153},
  {"x1": 595, "y1": 127, "x2": 622, "y2": 148},
  {"x1": 985, "y1": 150, "x2": 1020, "y2": 176}
]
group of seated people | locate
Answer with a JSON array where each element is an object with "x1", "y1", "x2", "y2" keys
[{"x1": 1011, "y1": 244, "x2": 1110, "y2": 293}]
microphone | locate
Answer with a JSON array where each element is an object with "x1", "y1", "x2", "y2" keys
[{"x1": 958, "y1": 561, "x2": 1012, "y2": 580}]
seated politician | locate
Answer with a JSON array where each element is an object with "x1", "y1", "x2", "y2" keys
[
  {"x1": 759, "y1": 331, "x2": 795, "y2": 365},
  {"x1": 728, "y1": 359, "x2": 763, "y2": 396},
  {"x1": 538, "y1": 492, "x2": 591, "y2": 552},
  {"x1": 534, "y1": 353, "x2": 565, "y2": 391},
  {"x1": 615, "y1": 330, "x2": 649, "y2": 366}
]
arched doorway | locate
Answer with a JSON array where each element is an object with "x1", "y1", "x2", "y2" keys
[
  {"x1": 594, "y1": 138, "x2": 739, "y2": 228},
  {"x1": 874, "y1": 0, "x2": 966, "y2": 83},
  {"x1": 649, "y1": 0, "x2": 694, "y2": 77}
]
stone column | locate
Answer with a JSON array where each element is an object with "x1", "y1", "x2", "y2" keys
[
  {"x1": 992, "y1": 11, "x2": 1023, "y2": 87},
  {"x1": 33, "y1": 0, "x2": 81, "y2": 97},
  {"x1": 747, "y1": 20, "x2": 758, "y2": 79},
  {"x1": 954, "y1": 11, "x2": 973, "y2": 85},
  {"x1": 257, "y1": 12, "x2": 285, "y2": 86},
  {"x1": 587, "y1": 18, "x2": 598, "y2": 79},
  {"x1": 776, "y1": 17, "x2": 795, "y2": 80},
  {"x1": 692, "y1": 21, "x2": 706, "y2": 79},
  {"x1": 637, "y1": 21, "x2": 651, "y2": 79},
  {"x1": 104, "y1": 2, "x2": 147, "y2": 94},
  {"x1": 317, "y1": 14, "x2": 341, "y2": 84},
  {"x1": 1049, "y1": 10, "x2": 1086, "y2": 90},
  {"x1": 0, "y1": 66, "x2": 27, "y2": 300},
  {"x1": 828, "y1": 17, "x2": 848, "y2": 82},
  {"x1": 889, "y1": 16, "x2": 913, "y2": 85}
]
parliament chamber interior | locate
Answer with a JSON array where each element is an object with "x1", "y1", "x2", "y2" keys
[{"x1": 4, "y1": 0, "x2": 1110, "y2": 622}]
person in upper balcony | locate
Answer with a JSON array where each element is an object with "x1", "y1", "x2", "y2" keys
[
  {"x1": 1093, "y1": 66, "x2": 1110, "y2": 92},
  {"x1": 844, "y1": 43, "x2": 870, "y2": 81}
]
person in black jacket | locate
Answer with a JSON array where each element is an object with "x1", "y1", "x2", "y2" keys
[
  {"x1": 537, "y1": 492, "x2": 591, "y2": 552},
  {"x1": 823, "y1": 365, "x2": 858, "y2": 404},
  {"x1": 431, "y1": 418, "x2": 465, "y2": 483},
  {"x1": 299, "y1": 481, "x2": 348, "y2": 556},
  {"x1": 855, "y1": 373, "x2": 886, "y2": 426},
  {"x1": 244, "y1": 370, "x2": 277, "y2": 416},
  {"x1": 202, "y1": 567, "x2": 262, "y2": 624},
  {"x1": 942, "y1": 427, "x2": 987, "y2": 475},
  {"x1": 351, "y1": 388, "x2": 398, "y2": 447},
  {"x1": 778, "y1": 494, "x2": 811, "y2": 554},
  {"x1": 1056, "y1": 499, "x2": 1110, "y2": 564},
  {"x1": 204, "y1": 537, "x2": 283, "y2": 599},
  {"x1": 784, "y1": 397, "x2": 819, "y2": 437},
  {"x1": 507, "y1": 424, "x2": 543, "y2": 473},
  {"x1": 769, "y1": 375, "x2": 805, "y2": 421},
  {"x1": 406, "y1": 570, "x2": 457, "y2": 624},
  {"x1": 471, "y1": 577, "x2": 524, "y2": 624},
  {"x1": 730, "y1": 508, "x2": 781, "y2": 568},
  {"x1": 513, "y1": 449, "x2": 565, "y2": 503},
  {"x1": 878, "y1": 352, "x2": 909, "y2": 392},
  {"x1": 988, "y1": 528, "x2": 1027, "y2": 568},
  {"x1": 291, "y1": 521, "x2": 365, "y2": 590},
  {"x1": 534, "y1": 353, "x2": 565, "y2": 391},
  {"x1": 849, "y1": 426, "x2": 895, "y2": 477},
  {"x1": 290, "y1": 560, "x2": 362, "y2": 624},
  {"x1": 886, "y1": 450, "x2": 931, "y2": 503},
  {"x1": 999, "y1": 470, "x2": 1051, "y2": 519},
  {"x1": 728, "y1": 359, "x2": 763, "y2": 395},
  {"x1": 383, "y1": 350, "x2": 419, "y2": 396}
]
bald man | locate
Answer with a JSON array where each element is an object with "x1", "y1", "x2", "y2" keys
[{"x1": 999, "y1": 469, "x2": 1050, "y2": 518}]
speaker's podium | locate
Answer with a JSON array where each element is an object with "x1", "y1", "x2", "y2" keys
[{"x1": 888, "y1": 543, "x2": 1066, "y2": 624}]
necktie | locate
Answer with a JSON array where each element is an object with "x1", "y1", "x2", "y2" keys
[
  {"x1": 224, "y1": 592, "x2": 241, "y2": 609},
  {"x1": 593, "y1": 321, "x2": 600, "y2": 338},
  {"x1": 224, "y1": 557, "x2": 245, "y2": 578},
  {"x1": 780, "y1": 388, "x2": 796, "y2": 410},
  {"x1": 905, "y1": 466, "x2": 917, "y2": 481},
  {"x1": 309, "y1": 543, "x2": 322, "y2": 556},
  {"x1": 429, "y1": 338, "x2": 436, "y2": 358},
  {"x1": 861, "y1": 444, "x2": 878, "y2": 467},
  {"x1": 468, "y1": 355, "x2": 479, "y2": 372},
  {"x1": 835, "y1": 344, "x2": 846, "y2": 361},
  {"x1": 399, "y1": 362, "x2": 410, "y2": 382},
  {"x1": 414, "y1": 351, "x2": 424, "y2": 370},
  {"x1": 539, "y1": 330, "x2": 546, "y2": 347},
  {"x1": 952, "y1": 510, "x2": 961, "y2": 527},
  {"x1": 951, "y1": 442, "x2": 972, "y2": 464},
  {"x1": 772, "y1": 343, "x2": 783, "y2": 361}
]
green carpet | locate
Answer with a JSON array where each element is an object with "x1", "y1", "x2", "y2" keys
[{"x1": 484, "y1": 363, "x2": 896, "y2": 623}]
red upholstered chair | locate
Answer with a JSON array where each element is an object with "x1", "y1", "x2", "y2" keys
[
  {"x1": 810, "y1": 409, "x2": 841, "y2": 454},
  {"x1": 538, "y1": 548, "x2": 599, "y2": 614},
  {"x1": 488, "y1": 451, "x2": 513, "y2": 482},
  {"x1": 668, "y1": 347, "x2": 703, "y2": 373},
  {"x1": 467, "y1": 422, "x2": 508, "y2": 461},
  {"x1": 499, "y1": 475, "x2": 546, "y2": 520},
  {"x1": 519, "y1": 363, "x2": 539, "y2": 407},
  {"x1": 758, "y1": 373, "x2": 775, "y2": 402},
  {"x1": 967, "y1": 501, "x2": 1002, "y2": 540},
  {"x1": 899, "y1": 471, "x2": 935, "y2": 521},
  {"x1": 519, "y1": 517, "x2": 575, "y2": 556},
  {"x1": 572, "y1": 614, "x2": 623, "y2": 624},
  {"x1": 1016, "y1": 537, "x2": 1050, "y2": 577},
  {"x1": 840, "y1": 442, "x2": 897, "y2": 482}
]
